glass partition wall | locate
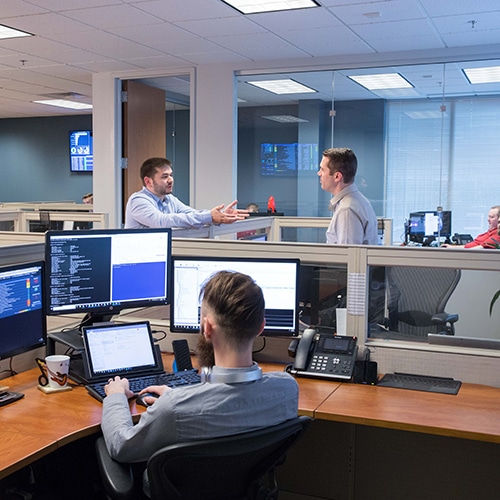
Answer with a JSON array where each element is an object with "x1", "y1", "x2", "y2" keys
[{"x1": 236, "y1": 59, "x2": 500, "y2": 245}]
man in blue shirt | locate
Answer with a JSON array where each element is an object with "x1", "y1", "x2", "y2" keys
[{"x1": 125, "y1": 157, "x2": 248, "y2": 229}]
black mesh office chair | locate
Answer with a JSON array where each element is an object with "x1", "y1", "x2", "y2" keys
[
  {"x1": 386, "y1": 266, "x2": 460, "y2": 339},
  {"x1": 38, "y1": 210, "x2": 51, "y2": 232},
  {"x1": 95, "y1": 415, "x2": 312, "y2": 500}
]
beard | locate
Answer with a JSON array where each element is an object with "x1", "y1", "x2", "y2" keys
[{"x1": 197, "y1": 329, "x2": 215, "y2": 368}]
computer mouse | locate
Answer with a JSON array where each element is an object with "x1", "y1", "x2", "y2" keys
[{"x1": 136, "y1": 392, "x2": 159, "y2": 407}]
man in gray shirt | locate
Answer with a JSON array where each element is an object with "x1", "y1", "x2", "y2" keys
[
  {"x1": 125, "y1": 157, "x2": 248, "y2": 229},
  {"x1": 101, "y1": 270, "x2": 299, "y2": 465},
  {"x1": 318, "y1": 148, "x2": 378, "y2": 245}
]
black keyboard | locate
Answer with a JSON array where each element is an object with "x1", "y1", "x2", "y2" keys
[
  {"x1": 377, "y1": 372, "x2": 461, "y2": 395},
  {"x1": 86, "y1": 370, "x2": 201, "y2": 402}
]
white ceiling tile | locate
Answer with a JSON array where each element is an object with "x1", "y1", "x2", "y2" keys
[
  {"x1": 0, "y1": 0, "x2": 48, "y2": 17},
  {"x1": 175, "y1": 16, "x2": 267, "y2": 38},
  {"x1": 61, "y1": 4, "x2": 162, "y2": 29},
  {"x1": 277, "y1": 26, "x2": 374, "y2": 57},
  {"x1": 3, "y1": 12, "x2": 94, "y2": 36},
  {"x1": 133, "y1": 0, "x2": 237, "y2": 22}
]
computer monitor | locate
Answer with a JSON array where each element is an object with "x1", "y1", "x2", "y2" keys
[
  {"x1": 45, "y1": 228, "x2": 172, "y2": 329},
  {"x1": 0, "y1": 261, "x2": 46, "y2": 361},
  {"x1": 69, "y1": 130, "x2": 93, "y2": 172},
  {"x1": 170, "y1": 256, "x2": 300, "y2": 337},
  {"x1": 407, "y1": 210, "x2": 452, "y2": 244}
]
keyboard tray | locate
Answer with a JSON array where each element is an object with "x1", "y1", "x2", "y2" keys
[{"x1": 377, "y1": 372, "x2": 461, "y2": 395}]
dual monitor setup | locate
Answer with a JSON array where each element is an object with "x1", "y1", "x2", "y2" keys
[{"x1": 0, "y1": 228, "x2": 301, "y2": 364}]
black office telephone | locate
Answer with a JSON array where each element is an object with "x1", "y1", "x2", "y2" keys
[
  {"x1": 452, "y1": 233, "x2": 473, "y2": 245},
  {"x1": 288, "y1": 328, "x2": 358, "y2": 381}
]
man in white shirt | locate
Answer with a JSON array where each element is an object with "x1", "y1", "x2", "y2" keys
[
  {"x1": 125, "y1": 157, "x2": 248, "y2": 229},
  {"x1": 318, "y1": 148, "x2": 378, "y2": 245}
]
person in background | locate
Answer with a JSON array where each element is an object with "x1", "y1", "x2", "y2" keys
[
  {"x1": 101, "y1": 271, "x2": 299, "y2": 494},
  {"x1": 246, "y1": 203, "x2": 259, "y2": 213},
  {"x1": 443, "y1": 206, "x2": 500, "y2": 249},
  {"x1": 318, "y1": 147, "x2": 378, "y2": 245},
  {"x1": 125, "y1": 157, "x2": 248, "y2": 229},
  {"x1": 82, "y1": 193, "x2": 93, "y2": 204}
]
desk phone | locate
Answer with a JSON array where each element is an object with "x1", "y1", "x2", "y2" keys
[{"x1": 289, "y1": 328, "x2": 358, "y2": 381}]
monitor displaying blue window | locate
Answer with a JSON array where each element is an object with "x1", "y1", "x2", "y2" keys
[
  {"x1": 69, "y1": 130, "x2": 93, "y2": 172},
  {"x1": 0, "y1": 261, "x2": 46, "y2": 360},
  {"x1": 45, "y1": 228, "x2": 172, "y2": 328}
]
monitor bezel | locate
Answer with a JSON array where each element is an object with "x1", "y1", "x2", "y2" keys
[
  {"x1": 170, "y1": 255, "x2": 301, "y2": 337},
  {"x1": 0, "y1": 260, "x2": 47, "y2": 361},
  {"x1": 44, "y1": 228, "x2": 172, "y2": 319}
]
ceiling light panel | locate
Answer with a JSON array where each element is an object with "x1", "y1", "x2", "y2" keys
[
  {"x1": 247, "y1": 79, "x2": 317, "y2": 94},
  {"x1": 221, "y1": 0, "x2": 319, "y2": 14},
  {"x1": 348, "y1": 73, "x2": 414, "y2": 90},
  {"x1": 33, "y1": 100, "x2": 93, "y2": 110},
  {"x1": 0, "y1": 24, "x2": 32, "y2": 40},
  {"x1": 463, "y1": 66, "x2": 500, "y2": 84},
  {"x1": 262, "y1": 115, "x2": 308, "y2": 123}
]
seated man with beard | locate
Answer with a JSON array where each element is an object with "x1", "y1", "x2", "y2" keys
[{"x1": 100, "y1": 271, "x2": 299, "y2": 473}]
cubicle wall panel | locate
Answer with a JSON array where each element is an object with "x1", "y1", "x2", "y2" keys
[{"x1": 353, "y1": 424, "x2": 500, "y2": 500}]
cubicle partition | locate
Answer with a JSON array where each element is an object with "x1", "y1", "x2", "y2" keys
[{"x1": 1, "y1": 231, "x2": 500, "y2": 388}]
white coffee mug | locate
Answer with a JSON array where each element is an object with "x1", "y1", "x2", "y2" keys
[{"x1": 45, "y1": 355, "x2": 70, "y2": 389}]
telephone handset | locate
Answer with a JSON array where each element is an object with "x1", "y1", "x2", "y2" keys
[{"x1": 289, "y1": 328, "x2": 357, "y2": 381}]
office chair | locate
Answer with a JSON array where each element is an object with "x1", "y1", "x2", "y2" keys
[
  {"x1": 385, "y1": 266, "x2": 460, "y2": 338},
  {"x1": 95, "y1": 415, "x2": 312, "y2": 500},
  {"x1": 38, "y1": 209, "x2": 51, "y2": 232}
]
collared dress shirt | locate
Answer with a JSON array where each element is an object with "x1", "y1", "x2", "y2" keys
[
  {"x1": 326, "y1": 183, "x2": 378, "y2": 245},
  {"x1": 125, "y1": 187, "x2": 212, "y2": 229}
]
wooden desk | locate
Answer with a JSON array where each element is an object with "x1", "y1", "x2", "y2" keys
[
  {"x1": 316, "y1": 381, "x2": 500, "y2": 444},
  {"x1": 0, "y1": 356, "x2": 338, "y2": 480}
]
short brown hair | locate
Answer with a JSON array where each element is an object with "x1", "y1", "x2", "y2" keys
[
  {"x1": 140, "y1": 157, "x2": 172, "y2": 185},
  {"x1": 200, "y1": 271, "x2": 265, "y2": 346},
  {"x1": 322, "y1": 148, "x2": 357, "y2": 184}
]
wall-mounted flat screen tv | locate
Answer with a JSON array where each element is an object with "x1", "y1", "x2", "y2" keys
[
  {"x1": 69, "y1": 130, "x2": 93, "y2": 172},
  {"x1": 260, "y1": 143, "x2": 319, "y2": 176}
]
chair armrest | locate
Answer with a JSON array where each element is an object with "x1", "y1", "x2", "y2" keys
[
  {"x1": 95, "y1": 436, "x2": 136, "y2": 500},
  {"x1": 431, "y1": 313, "x2": 459, "y2": 325}
]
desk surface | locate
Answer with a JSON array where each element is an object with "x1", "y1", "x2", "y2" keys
[
  {"x1": 0, "y1": 355, "x2": 337, "y2": 480},
  {"x1": 2, "y1": 356, "x2": 500, "y2": 480}
]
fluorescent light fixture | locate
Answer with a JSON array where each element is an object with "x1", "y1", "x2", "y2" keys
[
  {"x1": 348, "y1": 73, "x2": 413, "y2": 90},
  {"x1": 33, "y1": 99, "x2": 93, "y2": 110},
  {"x1": 247, "y1": 79, "x2": 317, "y2": 95},
  {"x1": 463, "y1": 66, "x2": 500, "y2": 84},
  {"x1": 221, "y1": 0, "x2": 319, "y2": 14},
  {"x1": 0, "y1": 24, "x2": 32, "y2": 39},
  {"x1": 262, "y1": 115, "x2": 308, "y2": 123}
]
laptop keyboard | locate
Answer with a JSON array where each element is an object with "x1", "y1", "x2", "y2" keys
[
  {"x1": 86, "y1": 370, "x2": 201, "y2": 401},
  {"x1": 377, "y1": 372, "x2": 461, "y2": 395}
]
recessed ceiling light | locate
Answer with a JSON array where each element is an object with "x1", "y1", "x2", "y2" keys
[
  {"x1": 221, "y1": 0, "x2": 319, "y2": 14},
  {"x1": 0, "y1": 24, "x2": 32, "y2": 40},
  {"x1": 463, "y1": 66, "x2": 500, "y2": 84},
  {"x1": 262, "y1": 115, "x2": 308, "y2": 123},
  {"x1": 33, "y1": 100, "x2": 93, "y2": 110},
  {"x1": 348, "y1": 73, "x2": 414, "y2": 90},
  {"x1": 247, "y1": 79, "x2": 317, "y2": 95}
]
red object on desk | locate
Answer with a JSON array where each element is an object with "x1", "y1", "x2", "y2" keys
[{"x1": 267, "y1": 195, "x2": 276, "y2": 213}]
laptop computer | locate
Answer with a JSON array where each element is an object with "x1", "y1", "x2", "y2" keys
[{"x1": 82, "y1": 321, "x2": 200, "y2": 402}]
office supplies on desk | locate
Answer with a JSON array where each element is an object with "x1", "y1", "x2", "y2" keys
[
  {"x1": 377, "y1": 372, "x2": 461, "y2": 395},
  {"x1": 81, "y1": 321, "x2": 201, "y2": 402}
]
